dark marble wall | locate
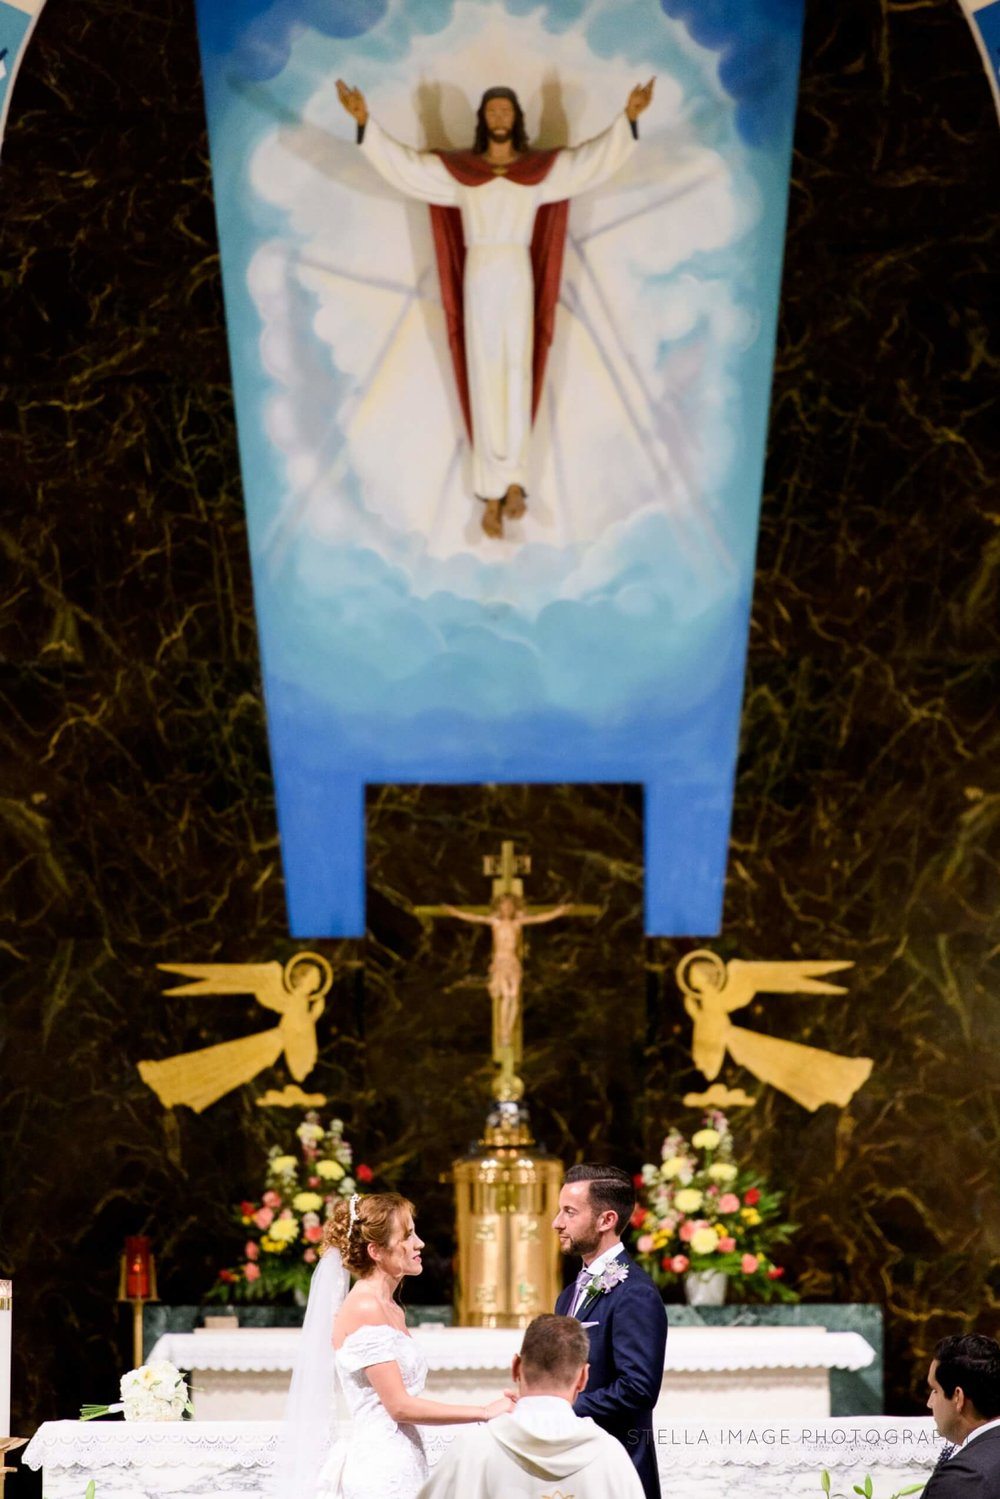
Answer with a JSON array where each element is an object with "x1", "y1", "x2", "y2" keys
[{"x1": 0, "y1": 0, "x2": 997, "y2": 1458}]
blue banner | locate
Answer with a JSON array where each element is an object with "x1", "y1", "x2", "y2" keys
[
  {"x1": 961, "y1": 0, "x2": 1000, "y2": 120},
  {"x1": 194, "y1": 0, "x2": 804, "y2": 937},
  {"x1": 0, "y1": 1, "x2": 46, "y2": 157}
]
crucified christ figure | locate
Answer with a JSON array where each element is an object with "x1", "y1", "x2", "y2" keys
[
  {"x1": 443, "y1": 892, "x2": 571, "y2": 1065},
  {"x1": 336, "y1": 76, "x2": 655, "y2": 541}
]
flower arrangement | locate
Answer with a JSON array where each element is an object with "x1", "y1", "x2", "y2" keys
[
  {"x1": 207, "y1": 1112, "x2": 373, "y2": 1303},
  {"x1": 81, "y1": 1360, "x2": 191, "y2": 1422},
  {"x1": 631, "y1": 1111, "x2": 797, "y2": 1301}
]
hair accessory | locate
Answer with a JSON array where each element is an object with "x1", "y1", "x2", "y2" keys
[{"x1": 348, "y1": 1193, "x2": 360, "y2": 1231}]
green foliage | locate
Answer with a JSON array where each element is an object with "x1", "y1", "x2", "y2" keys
[{"x1": 820, "y1": 1470, "x2": 925, "y2": 1499}]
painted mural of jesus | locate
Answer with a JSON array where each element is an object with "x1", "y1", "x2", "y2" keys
[{"x1": 336, "y1": 77, "x2": 655, "y2": 540}]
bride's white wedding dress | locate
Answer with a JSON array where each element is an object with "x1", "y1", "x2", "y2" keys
[{"x1": 318, "y1": 1325, "x2": 431, "y2": 1499}]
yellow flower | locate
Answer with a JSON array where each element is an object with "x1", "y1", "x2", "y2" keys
[
  {"x1": 660, "y1": 1156, "x2": 687, "y2": 1180},
  {"x1": 690, "y1": 1227, "x2": 720, "y2": 1255},
  {"x1": 260, "y1": 1236, "x2": 285, "y2": 1254},
  {"x1": 316, "y1": 1160, "x2": 345, "y2": 1180},
  {"x1": 651, "y1": 1230, "x2": 669, "y2": 1250},
  {"x1": 741, "y1": 1207, "x2": 762, "y2": 1226},
  {"x1": 714, "y1": 1223, "x2": 726, "y2": 1237},
  {"x1": 692, "y1": 1128, "x2": 721, "y2": 1151},
  {"x1": 271, "y1": 1155, "x2": 298, "y2": 1174},
  {"x1": 674, "y1": 1188, "x2": 704, "y2": 1214},
  {"x1": 707, "y1": 1162, "x2": 738, "y2": 1183},
  {"x1": 269, "y1": 1217, "x2": 300, "y2": 1243},
  {"x1": 292, "y1": 1192, "x2": 324, "y2": 1213}
]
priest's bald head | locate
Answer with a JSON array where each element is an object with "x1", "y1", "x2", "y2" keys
[
  {"x1": 512, "y1": 1314, "x2": 590, "y2": 1400},
  {"x1": 474, "y1": 87, "x2": 529, "y2": 153}
]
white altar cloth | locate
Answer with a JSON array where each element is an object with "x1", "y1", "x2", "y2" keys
[
  {"x1": 22, "y1": 1417, "x2": 944, "y2": 1499},
  {"x1": 147, "y1": 1325, "x2": 875, "y2": 1421}
]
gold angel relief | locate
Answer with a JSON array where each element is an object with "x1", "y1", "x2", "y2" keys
[
  {"x1": 676, "y1": 950, "x2": 873, "y2": 1113},
  {"x1": 137, "y1": 953, "x2": 333, "y2": 1113}
]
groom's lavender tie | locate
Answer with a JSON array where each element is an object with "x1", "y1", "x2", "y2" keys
[{"x1": 569, "y1": 1268, "x2": 591, "y2": 1317}]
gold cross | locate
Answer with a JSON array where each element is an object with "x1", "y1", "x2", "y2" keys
[{"x1": 413, "y1": 841, "x2": 599, "y2": 1089}]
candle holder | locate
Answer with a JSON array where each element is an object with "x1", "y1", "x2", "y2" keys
[{"x1": 117, "y1": 1239, "x2": 159, "y2": 1368}]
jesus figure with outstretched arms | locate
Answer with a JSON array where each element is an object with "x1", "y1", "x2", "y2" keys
[{"x1": 336, "y1": 76, "x2": 655, "y2": 541}]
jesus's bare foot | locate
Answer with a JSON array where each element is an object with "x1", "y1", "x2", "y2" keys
[
  {"x1": 482, "y1": 499, "x2": 504, "y2": 539},
  {"x1": 504, "y1": 483, "x2": 526, "y2": 519}
]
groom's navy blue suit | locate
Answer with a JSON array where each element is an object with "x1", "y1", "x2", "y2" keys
[{"x1": 556, "y1": 1248, "x2": 668, "y2": 1499}]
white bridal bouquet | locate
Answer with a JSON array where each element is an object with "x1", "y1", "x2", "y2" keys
[{"x1": 81, "y1": 1360, "x2": 192, "y2": 1422}]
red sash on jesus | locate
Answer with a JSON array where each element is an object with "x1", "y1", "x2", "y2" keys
[{"x1": 428, "y1": 149, "x2": 569, "y2": 442}]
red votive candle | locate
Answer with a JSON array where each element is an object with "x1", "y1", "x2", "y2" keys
[{"x1": 125, "y1": 1236, "x2": 151, "y2": 1299}]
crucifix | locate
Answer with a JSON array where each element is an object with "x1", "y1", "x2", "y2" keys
[{"x1": 414, "y1": 841, "x2": 599, "y2": 1094}]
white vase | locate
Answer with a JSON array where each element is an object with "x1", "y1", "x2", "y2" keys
[{"x1": 684, "y1": 1269, "x2": 728, "y2": 1306}]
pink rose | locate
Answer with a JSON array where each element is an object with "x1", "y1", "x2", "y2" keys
[
  {"x1": 245, "y1": 1241, "x2": 260, "y2": 1261},
  {"x1": 309, "y1": 1176, "x2": 321, "y2": 1187},
  {"x1": 253, "y1": 1207, "x2": 274, "y2": 1229},
  {"x1": 718, "y1": 1236, "x2": 736, "y2": 1252},
  {"x1": 303, "y1": 1249, "x2": 317, "y2": 1264},
  {"x1": 719, "y1": 1194, "x2": 741, "y2": 1214},
  {"x1": 305, "y1": 1224, "x2": 323, "y2": 1243},
  {"x1": 243, "y1": 1262, "x2": 261, "y2": 1282},
  {"x1": 741, "y1": 1254, "x2": 759, "y2": 1274},
  {"x1": 670, "y1": 1255, "x2": 690, "y2": 1273},
  {"x1": 636, "y1": 1234, "x2": 655, "y2": 1253},
  {"x1": 279, "y1": 1209, "x2": 293, "y2": 1220},
  {"x1": 262, "y1": 1191, "x2": 281, "y2": 1209},
  {"x1": 679, "y1": 1221, "x2": 695, "y2": 1243}
]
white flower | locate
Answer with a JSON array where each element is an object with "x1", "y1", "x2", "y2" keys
[
  {"x1": 708, "y1": 1162, "x2": 738, "y2": 1183},
  {"x1": 340, "y1": 1177, "x2": 356, "y2": 1195},
  {"x1": 675, "y1": 1188, "x2": 704, "y2": 1213},
  {"x1": 120, "y1": 1363, "x2": 188, "y2": 1423}
]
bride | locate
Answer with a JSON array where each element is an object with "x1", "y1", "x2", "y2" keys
[{"x1": 278, "y1": 1191, "x2": 514, "y2": 1499}]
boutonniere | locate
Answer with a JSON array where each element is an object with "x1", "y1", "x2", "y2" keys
[{"x1": 581, "y1": 1259, "x2": 629, "y2": 1301}]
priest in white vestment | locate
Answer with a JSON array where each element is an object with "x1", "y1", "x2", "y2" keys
[
  {"x1": 416, "y1": 1314, "x2": 645, "y2": 1499},
  {"x1": 336, "y1": 78, "x2": 654, "y2": 539}
]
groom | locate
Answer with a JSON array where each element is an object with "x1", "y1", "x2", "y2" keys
[{"x1": 554, "y1": 1164, "x2": 668, "y2": 1499}]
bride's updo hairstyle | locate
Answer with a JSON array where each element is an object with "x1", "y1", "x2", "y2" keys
[{"x1": 323, "y1": 1192, "x2": 415, "y2": 1277}]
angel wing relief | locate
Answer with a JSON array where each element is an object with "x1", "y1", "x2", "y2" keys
[
  {"x1": 137, "y1": 953, "x2": 333, "y2": 1113},
  {"x1": 676, "y1": 950, "x2": 873, "y2": 1113}
]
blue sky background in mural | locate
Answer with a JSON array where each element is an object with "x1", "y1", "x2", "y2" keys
[
  {"x1": 195, "y1": 0, "x2": 803, "y2": 936},
  {"x1": 0, "y1": 3, "x2": 37, "y2": 152}
]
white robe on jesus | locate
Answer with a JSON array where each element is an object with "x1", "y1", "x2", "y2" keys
[
  {"x1": 416, "y1": 1395, "x2": 646, "y2": 1499},
  {"x1": 360, "y1": 113, "x2": 637, "y2": 500}
]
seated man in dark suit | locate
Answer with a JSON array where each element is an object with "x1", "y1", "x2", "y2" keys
[{"x1": 925, "y1": 1333, "x2": 1000, "y2": 1496}]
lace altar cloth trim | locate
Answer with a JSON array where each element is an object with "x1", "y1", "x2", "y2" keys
[
  {"x1": 23, "y1": 1419, "x2": 943, "y2": 1475},
  {"x1": 22, "y1": 1421, "x2": 283, "y2": 1471},
  {"x1": 148, "y1": 1326, "x2": 875, "y2": 1374}
]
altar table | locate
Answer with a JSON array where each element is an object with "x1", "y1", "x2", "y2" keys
[
  {"x1": 22, "y1": 1417, "x2": 945, "y2": 1499},
  {"x1": 148, "y1": 1324, "x2": 876, "y2": 1422}
]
